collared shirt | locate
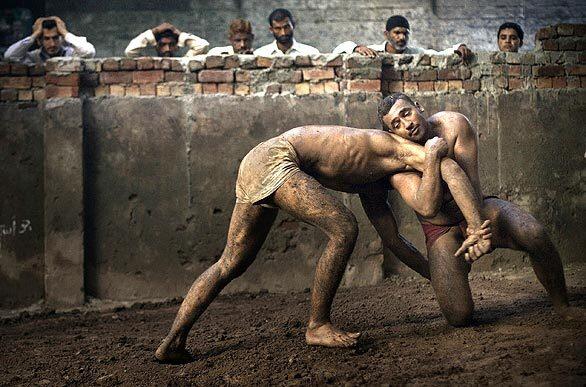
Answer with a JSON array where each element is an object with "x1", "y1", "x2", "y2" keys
[
  {"x1": 207, "y1": 45, "x2": 235, "y2": 55},
  {"x1": 124, "y1": 29, "x2": 209, "y2": 57},
  {"x1": 4, "y1": 33, "x2": 96, "y2": 64},
  {"x1": 332, "y1": 40, "x2": 463, "y2": 56},
  {"x1": 253, "y1": 38, "x2": 319, "y2": 56}
]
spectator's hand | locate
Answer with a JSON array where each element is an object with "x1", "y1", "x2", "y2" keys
[
  {"x1": 32, "y1": 17, "x2": 44, "y2": 39},
  {"x1": 45, "y1": 16, "x2": 68, "y2": 36},
  {"x1": 455, "y1": 44, "x2": 473, "y2": 63},
  {"x1": 353, "y1": 45, "x2": 377, "y2": 58},
  {"x1": 152, "y1": 22, "x2": 181, "y2": 36},
  {"x1": 424, "y1": 136, "x2": 449, "y2": 158}
]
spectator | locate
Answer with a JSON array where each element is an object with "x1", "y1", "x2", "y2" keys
[
  {"x1": 497, "y1": 22, "x2": 523, "y2": 52},
  {"x1": 125, "y1": 22, "x2": 209, "y2": 57},
  {"x1": 5, "y1": 16, "x2": 95, "y2": 64},
  {"x1": 208, "y1": 18, "x2": 254, "y2": 55},
  {"x1": 333, "y1": 15, "x2": 472, "y2": 62},
  {"x1": 254, "y1": 8, "x2": 319, "y2": 56}
]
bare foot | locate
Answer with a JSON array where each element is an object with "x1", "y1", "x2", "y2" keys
[
  {"x1": 554, "y1": 305, "x2": 586, "y2": 322},
  {"x1": 305, "y1": 323, "x2": 361, "y2": 348},
  {"x1": 155, "y1": 338, "x2": 194, "y2": 364}
]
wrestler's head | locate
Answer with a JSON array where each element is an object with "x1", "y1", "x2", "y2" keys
[{"x1": 378, "y1": 93, "x2": 429, "y2": 143}]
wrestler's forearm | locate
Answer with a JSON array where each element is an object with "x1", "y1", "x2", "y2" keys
[
  {"x1": 413, "y1": 152, "x2": 443, "y2": 217},
  {"x1": 439, "y1": 158, "x2": 484, "y2": 229},
  {"x1": 387, "y1": 234, "x2": 431, "y2": 280}
]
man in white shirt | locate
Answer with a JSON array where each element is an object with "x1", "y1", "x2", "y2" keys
[
  {"x1": 5, "y1": 16, "x2": 95, "y2": 64},
  {"x1": 333, "y1": 15, "x2": 472, "y2": 62},
  {"x1": 125, "y1": 22, "x2": 209, "y2": 58},
  {"x1": 208, "y1": 19, "x2": 255, "y2": 55},
  {"x1": 254, "y1": 8, "x2": 319, "y2": 56}
]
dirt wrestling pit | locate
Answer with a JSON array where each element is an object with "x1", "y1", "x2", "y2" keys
[{"x1": 1, "y1": 265, "x2": 584, "y2": 386}]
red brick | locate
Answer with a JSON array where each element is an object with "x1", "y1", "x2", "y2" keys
[
  {"x1": 438, "y1": 68, "x2": 464, "y2": 80},
  {"x1": 120, "y1": 58, "x2": 137, "y2": 70},
  {"x1": 566, "y1": 76, "x2": 580, "y2": 88},
  {"x1": 533, "y1": 65, "x2": 565, "y2": 77},
  {"x1": 405, "y1": 69, "x2": 437, "y2": 82},
  {"x1": 324, "y1": 81, "x2": 339, "y2": 93},
  {"x1": 155, "y1": 83, "x2": 170, "y2": 96},
  {"x1": 567, "y1": 65, "x2": 586, "y2": 76},
  {"x1": 387, "y1": 81, "x2": 404, "y2": 92},
  {"x1": 218, "y1": 83, "x2": 234, "y2": 94},
  {"x1": 295, "y1": 83, "x2": 310, "y2": 95},
  {"x1": 125, "y1": 85, "x2": 140, "y2": 96},
  {"x1": 0, "y1": 62, "x2": 10, "y2": 74},
  {"x1": 45, "y1": 85, "x2": 79, "y2": 98},
  {"x1": 102, "y1": 58, "x2": 119, "y2": 71},
  {"x1": 0, "y1": 89, "x2": 17, "y2": 101},
  {"x1": 33, "y1": 89, "x2": 46, "y2": 101},
  {"x1": 536, "y1": 78, "x2": 553, "y2": 88},
  {"x1": 434, "y1": 81, "x2": 448, "y2": 92},
  {"x1": 448, "y1": 80, "x2": 463, "y2": 91},
  {"x1": 256, "y1": 56, "x2": 273, "y2": 68},
  {"x1": 346, "y1": 79, "x2": 381, "y2": 92},
  {"x1": 404, "y1": 81, "x2": 418, "y2": 92},
  {"x1": 109, "y1": 84, "x2": 125, "y2": 96},
  {"x1": 463, "y1": 79, "x2": 480, "y2": 91},
  {"x1": 235, "y1": 70, "x2": 251, "y2": 83},
  {"x1": 382, "y1": 67, "x2": 402, "y2": 81},
  {"x1": 234, "y1": 84, "x2": 249, "y2": 95},
  {"x1": 535, "y1": 26, "x2": 557, "y2": 41},
  {"x1": 192, "y1": 84, "x2": 203, "y2": 94},
  {"x1": 133, "y1": 70, "x2": 164, "y2": 84},
  {"x1": 46, "y1": 73, "x2": 80, "y2": 86},
  {"x1": 198, "y1": 70, "x2": 234, "y2": 83},
  {"x1": 541, "y1": 39, "x2": 559, "y2": 51},
  {"x1": 202, "y1": 83, "x2": 218, "y2": 94},
  {"x1": 10, "y1": 63, "x2": 28, "y2": 75},
  {"x1": 557, "y1": 24, "x2": 574, "y2": 36},
  {"x1": 294, "y1": 56, "x2": 312, "y2": 67},
  {"x1": 139, "y1": 83, "x2": 156, "y2": 95},
  {"x1": 205, "y1": 55, "x2": 225, "y2": 69},
  {"x1": 508, "y1": 65, "x2": 522, "y2": 77},
  {"x1": 418, "y1": 81, "x2": 435, "y2": 91},
  {"x1": 18, "y1": 90, "x2": 33, "y2": 101},
  {"x1": 100, "y1": 71, "x2": 133, "y2": 84},
  {"x1": 309, "y1": 83, "x2": 324, "y2": 94},
  {"x1": 0, "y1": 76, "x2": 31, "y2": 89},
  {"x1": 136, "y1": 57, "x2": 154, "y2": 70},
  {"x1": 164, "y1": 72, "x2": 184, "y2": 82},
  {"x1": 32, "y1": 76, "x2": 46, "y2": 87},
  {"x1": 551, "y1": 77, "x2": 567, "y2": 88},
  {"x1": 290, "y1": 70, "x2": 303, "y2": 83},
  {"x1": 302, "y1": 68, "x2": 335, "y2": 81},
  {"x1": 508, "y1": 78, "x2": 524, "y2": 90}
]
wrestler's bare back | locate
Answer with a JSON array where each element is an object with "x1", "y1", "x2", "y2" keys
[{"x1": 282, "y1": 125, "x2": 419, "y2": 192}]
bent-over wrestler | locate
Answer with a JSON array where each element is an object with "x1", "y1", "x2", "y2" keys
[
  {"x1": 378, "y1": 93, "x2": 582, "y2": 326},
  {"x1": 155, "y1": 124, "x2": 492, "y2": 363}
]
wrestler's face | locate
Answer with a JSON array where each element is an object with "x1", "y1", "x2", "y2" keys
[{"x1": 382, "y1": 98, "x2": 429, "y2": 143}]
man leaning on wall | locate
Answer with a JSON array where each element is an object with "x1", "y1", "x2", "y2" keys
[
  {"x1": 333, "y1": 15, "x2": 472, "y2": 61},
  {"x1": 125, "y1": 22, "x2": 209, "y2": 58},
  {"x1": 254, "y1": 8, "x2": 319, "y2": 56},
  {"x1": 208, "y1": 18, "x2": 255, "y2": 55},
  {"x1": 4, "y1": 16, "x2": 95, "y2": 64}
]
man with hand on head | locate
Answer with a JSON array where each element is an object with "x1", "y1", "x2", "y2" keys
[
  {"x1": 254, "y1": 8, "x2": 319, "y2": 56},
  {"x1": 5, "y1": 16, "x2": 95, "y2": 64},
  {"x1": 333, "y1": 15, "x2": 472, "y2": 62},
  {"x1": 125, "y1": 22, "x2": 209, "y2": 58},
  {"x1": 208, "y1": 19, "x2": 255, "y2": 55},
  {"x1": 497, "y1": 22, "x2": 523, "y2": 52}
]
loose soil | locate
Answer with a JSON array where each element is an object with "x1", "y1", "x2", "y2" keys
[{"x1": 1, "y1": 266, "x2": 585, "y2": 386}]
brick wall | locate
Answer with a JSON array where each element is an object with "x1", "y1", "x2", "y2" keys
[{"x1": 1, "y1": 24, "x2": 584, "y2": 102}]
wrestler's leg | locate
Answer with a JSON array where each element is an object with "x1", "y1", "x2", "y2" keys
[
  {"x1": 155, "y1": 202, "x2": 278, "y2": 363},
  {"x1": 483, "y1": 198, "x2": 582, "y2": 320},
  {"x1": 270, "y1": 172, "x2": 361, "y2": 348},
  {"x1": 428, "y1": 229, "x2": 474, "y2": 326}
]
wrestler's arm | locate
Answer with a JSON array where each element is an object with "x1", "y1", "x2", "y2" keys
[
  {"x1": 451, "y1": 114, "x2": 483, "y2": 198},
  {"x1": 359, "y1": 186, "x2": 430, "y2": 280}
]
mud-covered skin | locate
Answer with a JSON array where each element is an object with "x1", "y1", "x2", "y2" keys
[{"x1": 384, "y1": 100, "x2": 582, "y2": 324}]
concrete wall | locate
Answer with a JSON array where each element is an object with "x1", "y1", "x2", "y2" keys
[{"x1": 44, "y1": 0, "x2": 586, "y2": 57}]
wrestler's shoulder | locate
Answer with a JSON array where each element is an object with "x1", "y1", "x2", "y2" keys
[{"x1": 429, "y1": 111, "x2": 471, "y2": 126}]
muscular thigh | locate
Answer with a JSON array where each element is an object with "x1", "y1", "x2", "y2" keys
[
  {"x1": 482, "y1": 197, "x2": 539, "y2": 250},
  {"x1": 224, "y1": 202, "x2": 278, "y2": 258}
]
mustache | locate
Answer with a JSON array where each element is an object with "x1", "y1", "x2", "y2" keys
[{"x1": 275, "y1": 34, "x2": 293, "y2": 43}]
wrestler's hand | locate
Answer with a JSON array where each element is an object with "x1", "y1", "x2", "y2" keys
[
  {"x1": 424, "y1": 136, "x2": 449, "y2": 158},
  {"x1": 454, "y1": 220, "x2": 492, "y2": 262}
]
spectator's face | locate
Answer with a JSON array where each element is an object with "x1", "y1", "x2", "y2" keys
[
  {"x1": 498, "y1": 28, "x2": 522, "y2": 52},
  {"x1": 385, "y1": 26, "x2": 409, "y2": 52},
  {"x1": 42, "y1": 27, "x2": 63, "y2": 56},
  {"x1": 156, "y1": 37, "x2": 179, "y2": 57},
  {"x1": 270, "y1": 18, "x2": 294, "y2": 44},
  {"x1": 382, "y1": 99, "x2": 428, "y2": 143},
  {"x1": 230, "y1": 32, "x2": 254, "y2": 54}
]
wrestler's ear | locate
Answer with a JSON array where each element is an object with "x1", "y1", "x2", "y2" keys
[{"x1": 414, "y1": 101, "x2": 424, "y2": 112}]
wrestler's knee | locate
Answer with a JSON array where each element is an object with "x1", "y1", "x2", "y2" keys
[
  {"x1": 443, "y1": 303, "x2": 474, "y2": 327},
  {"x1": 329, "y1": 211, "x2": 358, "y2": 247},
  {"x1": 217, "y1": 254, "x2": 250, "y2": 281}
]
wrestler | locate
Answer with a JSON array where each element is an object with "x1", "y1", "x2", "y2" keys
[
  {"x1": 155, "y1": 125, "x2": 491, "y2": 363},
  {"x1": 378, "y1": 92, "x2": 582, "y2": 326}
]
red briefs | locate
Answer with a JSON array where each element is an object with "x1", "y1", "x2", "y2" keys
[{"x1": 420, "y1": 220, "x2": 467, "y2": 251}]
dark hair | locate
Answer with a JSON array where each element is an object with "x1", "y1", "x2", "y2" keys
[
  {"x1": 155, "y1": 29, "x2": 179, "y2": 43},
  {"x1": 42, "y1": 19, "x2": 57, "y2": 30},
  {"x1": 229, "y1": 18, "x2": 253, "y2": 38},
  {"x1": 498, "y1": 22, "x2": 524, "y2": 41},
  {"x1": 377, "y1": 93, "x2": 416, "y2": 131},
  {"x1": 268, "y1": 8, "x2": 295, "y2": 27},
  {"x1": 385, "y1": 15, "x2": 410, "y2": 32}
]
